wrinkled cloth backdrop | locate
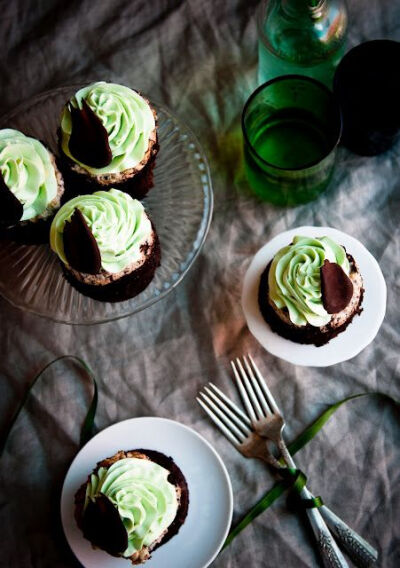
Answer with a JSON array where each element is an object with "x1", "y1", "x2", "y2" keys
[{"x1": 0, "y1": 1, "x2": 399, "y2": 567}]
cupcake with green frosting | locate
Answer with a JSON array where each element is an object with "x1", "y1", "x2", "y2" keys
[
  {"x1": 74, "y1": 449, "x2": 189, "y2": 565},
  {"x1": 50, "y1": 188, "x2": 160, "y2": 302},
  {"x1": 258, "y1": 235, "x2": 364, "y2": 346},
  {"x1": 0, "y1": 128, "x2": 65, "y2": 243},
  {"x1": 59, "y1": 82, "x2": 158, "y2": 199}
]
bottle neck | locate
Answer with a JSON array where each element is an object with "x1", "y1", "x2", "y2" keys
[{"x1": 281, "y1": 0, "x2": 327, "y2": 19}]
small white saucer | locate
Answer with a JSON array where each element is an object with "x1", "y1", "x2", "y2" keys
[
  {"x1": 242, "y1": 226, "x2": 387, "y2": 367},
  {"x1": 61, "y1": 417, "x2": 233, "y2": 568}
]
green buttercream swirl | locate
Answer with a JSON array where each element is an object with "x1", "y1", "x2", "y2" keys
[
  {"x1": 268, "y1": 236, "x2": 350, "y2": 327},
  {"x1": 84, "y1": 458, "x2": 178, "y2": 557},
  {"x1": 61, "y1": 82, "x2": 155, "y2": 174},
  {"x1": 0, "y1": 129, "x2": 58, "y2": 221},
  {"x1": 50, "y1": 188, "x2": 152, "y2": 273}
]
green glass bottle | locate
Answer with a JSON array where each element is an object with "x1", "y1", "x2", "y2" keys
[{"x1": 258, "y1": 0, "x2": 348, "y2": 88}]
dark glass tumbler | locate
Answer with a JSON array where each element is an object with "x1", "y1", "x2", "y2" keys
[{"x1": 334, "y1": 40, "x2": 400, "y2": 156}]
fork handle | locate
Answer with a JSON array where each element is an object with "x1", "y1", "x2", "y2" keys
[
  {"x1": 319, "y1": 506, "x2": 378, "y2": 568},
  {"x1": 301, "y1": 485, "x2": 350, "y2": 568},
  {"x1": 279, "y1": 442, "x2": 378, "y2": 567}
]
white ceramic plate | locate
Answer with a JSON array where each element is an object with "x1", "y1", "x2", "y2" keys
[
  {"x1": 242, "y1": 226, "x2": 387, "y2": 367},
  {"x1": 61, "y1": 417, "x2": 233, "y2": 568}
]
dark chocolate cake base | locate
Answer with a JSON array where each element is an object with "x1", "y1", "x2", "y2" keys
[
  {"x1": 62, "y1": 234, "x2": 161, "y2": 302},
  {"x1": 0, "y1": 216, "x2": 53, "y2": 244},
  {"x1": 74, "y1": 448, "x2": 189, "y2": 565},
  {"x1": 0, "y1": 154, "x2": 68, "y2": 245},
  {"x1": 59, "y1": 138, "x2": 159, "y2": 201},
  {"x1": 0, "y1": 180, "x2": 75, "y2": 245},
  {"x1": 258, "y1": 256, "x2": 364, "y2": 347}
]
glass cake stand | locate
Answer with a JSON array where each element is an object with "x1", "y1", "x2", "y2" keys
[{"x1": 0, "y1": 86, "x2": 213, "y2": 324}]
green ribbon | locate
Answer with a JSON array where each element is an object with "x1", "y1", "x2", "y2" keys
[
  {"x1": 303, "y1": 495, "x2": 324, "y2": 509},
  {"x1": 280, "y1": 467, "x2": 307, "y2": 491},
  {"x1": 279, "y1": 467, "x2": 324, "y2": 509},
  {"x1": 224, "y1": 391, "x2": 400, "y2": 549},
  {"x1": 0, "y1": 355, "x2": 98, "y2": 458}
]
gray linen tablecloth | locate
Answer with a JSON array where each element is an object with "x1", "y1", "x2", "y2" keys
[{"x1": 1, "y1": 1, "x2": 399, "y2": 566}]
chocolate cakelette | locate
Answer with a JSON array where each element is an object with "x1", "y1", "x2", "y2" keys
[
  {"x1": 74, "y1": 449, "x2": 189, "y2": 565},
  {"x1": 258, "y1": 235, "x2": 364, "y2": 346},
  {"x1": 59, "y1": 82, "x2": 158, "y2": 199},
  {"x1": 0, "y1": 129, "x2": 65, "y2": 243},
  {"x1": 50, "y1": 189, "x2": 160, "y2": 302}
]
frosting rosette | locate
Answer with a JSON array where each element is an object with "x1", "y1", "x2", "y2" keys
[
  {"x1": 84, "y1": 458, "x2": 179, "y2": 557},
  {"x1": 60, "y1": 82, "x2": 156, "y2": 174},
  {"x1": 268, "y1": 236, "x2": 350, "y2": 327},
  {"x1": 0, "y1": 129, "x2": 58, "y2": 221},
  {"x1": 50, "y1": 188, "x2": 152, "y2": 273}
]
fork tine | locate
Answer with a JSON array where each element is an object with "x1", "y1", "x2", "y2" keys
[
  {"x1": 231, "y1": 360, "x2": 257, "y2": 422},
  {"x1": 204, "y1": 385, "x2": 252, "y2": 433},
  {"x1": 242, "y1": 355, "x2": 271, "y2": 416},
  {"x1": 247, "y1": 354, "x2": 281, "y2": 414},
  {"x1": 208, "y1": 382, "x2": 252, "y2": 427},
  {"x1": 198, "y1": 391, "x2": 248, "y2": 442},
  {"x1": 197, "y1": 397, "x2": 240, "y2": 447},
  {"x1": 235, "y1": 358, "x2": 264, "y2": 420}
]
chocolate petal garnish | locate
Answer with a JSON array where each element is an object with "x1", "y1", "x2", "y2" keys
[
  {"x1": 68, "y1": 99, "x2": 112, "y2": 168},
  {"x1": 0, "y1": 171, "x2": 23, "y2": 224},
  {"x1": 82, "y1": 494, "x2": 128, "y2": 555},
  {"x1": 321, "y1": 259, "x2": 353, "y2": 314},
  {"x1": 63, "y1": 208, "x2": 101, "y2": 274}
]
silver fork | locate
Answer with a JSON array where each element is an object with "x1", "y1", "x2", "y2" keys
[
  {"x1": 232, "y1": 354, "x2": 378, "y2": 568},
  {"x1": 197, "y1": 384, "x2": 348, "y2": 568},
  {"x1": 197, "y1": 361, "x2": 377, "y2": 567}
]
